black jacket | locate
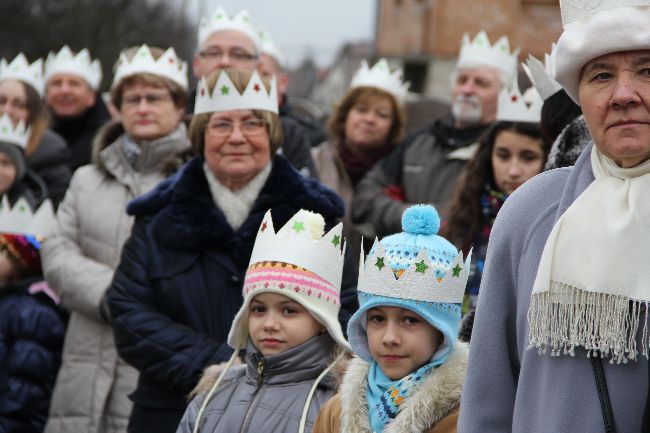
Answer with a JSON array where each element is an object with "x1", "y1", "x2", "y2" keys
[{"x1": 26, "y1": 129, "x2": 71, "y2": 207}]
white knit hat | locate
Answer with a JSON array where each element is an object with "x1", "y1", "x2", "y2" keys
[{"x1": 227, "y1": 209, "x2": 351, "y2": 351}]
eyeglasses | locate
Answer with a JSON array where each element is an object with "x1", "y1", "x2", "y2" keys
[
  {"x1": 197, "y1": 48, "x2": 258, "y2": 63},
  {"x1": 206, "y1": 118, "x2": 266, "y2": 137},
  {"x1": 122, "y1": 93, "x2": 172, "y2": 108}
]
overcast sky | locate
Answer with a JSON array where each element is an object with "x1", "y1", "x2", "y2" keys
[{"x1": 187, "y1": 0, "x2": 376, "y2": 68}]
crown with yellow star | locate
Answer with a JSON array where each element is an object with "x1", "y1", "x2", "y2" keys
[
  {"x1": 457, "y1": 31, "x2": 519, "y2": 85},
  {"x1": 347, "y1": 205, "x2": 471, "y2": 364},
  {"x1": 523, "y1": 44, "x2": 562, "y2": 101},
  {"x1": 198, "y1": 7, "x2": 260, "y2": 49},
  {"x1": 227, "y1": 208, "x2": 350, "y2": 351},
  {"x1": 0, "y1": 114, "x2": 30, "y2": 150},
  {"x1": 45, "y1": 46, "x2": 102, "y2": 90},
  {"x1": 194, "y1": 69, "x2": 278, "y2": 114},
  {"x1": 112, "y1": 45, "x2": 188, "y2": 90},
  {"x1": 350, "y1": 58, "x2": 410, "y2": 103},
  {"x1": 0, "y1": 54, "x2": 44, "y2": 95},
  {"x1": 496, "y1": 78, "x2": 543, "y2": 123}
]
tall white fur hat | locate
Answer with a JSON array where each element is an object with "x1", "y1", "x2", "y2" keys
[
  {"x1": 228, "y1": 209, "x2": 350, "y2": 351},
  {"x1": 350, "y1": 58, "x2": 410, "y2": 103},
  {"x1": 0, "y1": 54, "x2": 44, "y2": 96},
  {"x1": 457, "y1": 31, "x2": 519, "y2": 85},
  {"x1": 194, "y1": 69, "x2": 278, "y2": 114},
  {"x1": 554, "y1": 0, "x2": 650, "y2": 103},
  {"x1": 45, "y1": 46, "x2": 102, "y2": 90},
  {"x1": 198, "y1": 7, "x2": 260, "y2": 50},
  {"x1": 112, "y1": 45, "x2": 188, "y2": 90}
]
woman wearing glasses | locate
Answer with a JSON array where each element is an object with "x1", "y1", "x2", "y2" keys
[
  {"x1": 106, "y1": 68, "x2": 354, "y2": 432},
  {"x1": 42, "y1": 45, "x2": 190, "y2": 433}
]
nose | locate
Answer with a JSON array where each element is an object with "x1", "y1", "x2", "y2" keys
[
  {"x1": 381, "y1": 321, "x2": 401, "y2": 346},
  {"x1": 263, "y1": 313, "x2": 279, "y2": 332},
  {"x1": 135, "y1": 98, "x2": 151, "y2": 113},
  {"x1": 507, "y1": 160, "x2": 523, "y2": 178},
  {"x1": 611, "y1": 76, "x2": 641, "y2": 110},
  {"x1": 217, "y1": 52, "x2": 233, "y2": 69},
  {"x1": 227, "y1": 123, "x2": 246, "y2": 143},
  {"x1": 457, "y1": 79, "x2": 477, "y2": 96}
]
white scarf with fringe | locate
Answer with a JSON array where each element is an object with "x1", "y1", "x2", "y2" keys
[{"x1": 529, "y1": 146, "x2": 650, "y2": 363}]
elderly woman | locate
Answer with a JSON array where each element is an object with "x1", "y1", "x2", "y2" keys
[
  {"x1": 107, "y1": 68, "x2": 357, "y2": 433},
  {"x1": 42, "y1": 45, "x2": 190, "y2": 433},
  {"x1": 458, "y1": 2, "x2": 650, "y2": 433},
  {"x1": 0, "y1": 54, "x2": 71, "y2": 206}
]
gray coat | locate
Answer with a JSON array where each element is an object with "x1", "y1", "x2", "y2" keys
[
  {"x1": 177, "y1": 334, "x2": 337, "y2": 433},
  {"x1": 458, "y1": 143, "x2": 648, "y2": 433}
]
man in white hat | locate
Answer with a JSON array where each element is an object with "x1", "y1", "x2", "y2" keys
[
  {"x1": 459, "y1": 2, "x2": 650, "y2": 432},
  {"x1": 45, "y1": 46, "x2": 110, "y2": 170},
  {"x1": 190, "y1": 7, "x2": 316, "y2": 176},
  {"x1": 352, "y1": 31, "x2": 518, "y2": 238}
]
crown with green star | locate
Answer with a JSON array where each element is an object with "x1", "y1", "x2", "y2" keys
[
  {"x1": 357, "y1": 205, "x2": 471, "y2": 304},
  {"x1": 457, "y1": 31, "x2": 519, "y2": 85},
  {"x1": 112, "y1": 45, "x2": 187, "y2": 90},
  {"x1": 0, "y1": 195, "x2": 55, "y2": 239},
  {"x1": 247, "y1": 209, "x2": 345, "y2": 291},
  {"x1": 198, "y1": 7, "x2": 260, "y2": 49},
  {"x1": 0, "y1": 114, "x2": 30, "y2": 151},
  {"x1": 350, "y1": 58, "x2": 410, "y2": 103},
  {"x1": 194, "y1": 70, "x2": 278, "y2": 114},
  {"x1": 0, "y1": 53, "x2": 44, "y2": 95}
]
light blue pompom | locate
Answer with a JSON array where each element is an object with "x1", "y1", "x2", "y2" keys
[{"x1": 401, "y1": 204, "x2": 440, "y2": 235}]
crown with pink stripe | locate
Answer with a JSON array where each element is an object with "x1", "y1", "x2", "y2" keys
[{"x1": 227, "y1": 209, "x2": 350, "y2": 351}]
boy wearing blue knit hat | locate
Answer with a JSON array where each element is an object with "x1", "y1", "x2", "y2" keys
[{"x1": 314, "y1": 204, "x2": 470, "y2": 433}]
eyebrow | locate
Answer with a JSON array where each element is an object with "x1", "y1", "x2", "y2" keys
[{"x1": 632, "y1": 56, "x2": 650, "y2": 67}]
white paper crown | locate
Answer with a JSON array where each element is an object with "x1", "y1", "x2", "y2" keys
[
  {"x1": 522, "y1": 45, "x2": 562, "y2": 101},
  {"x1": 358, "y1": 240, "x2": 471, "y2": 304},
  {"x1": 248, "y1": 209, "x2": 345, "y2": 291},
  {"x1": 0, "y1": 114, "x2": 30, "y2": 150},
  {"x1": 45, "y1": 46, "x2": 102, "y2": 90},
  {"x1": 560, "y1": 0, "x2": 650, "y2": 27},
  {"x1": 198, "y1": 7, "x2": 260, "y2": 49},
  {"x1": 350, "y1": 59, "x2": 410, "y2": 103},
  {"x1": 259, "y1": 30, "x2": 285, "y2": 67},
  {"x1": 497, "y1": 79, "x2": 543, "y2": 123},
  {"x1": 112, "y1": 45, "x2": 188, "y2": 90},
  {"x1": 0, "y1": 196, "x2": 55, "y2": 238},
  {"x1": 194, "y1": 70, "x2": 278, "y2": 114},
  {"x1": 457, "y1": 31, "x2": 519, "y2": 84},
  {"x1": 0, "y1": 54, "x2": 44, "y2": 95}
]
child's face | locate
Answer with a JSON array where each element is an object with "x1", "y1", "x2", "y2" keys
[
  {"x1": 0, "y1": 153, "x2": 17, "y2": 195},
  {"x1": 248, "y1": 292, "x2": 325, "y2": 356},
  {"x1": 366, "y1": 306, "x2": 442, "y2": 380}
]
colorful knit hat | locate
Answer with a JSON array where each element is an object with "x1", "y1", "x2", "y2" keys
[
  {"x1": 0, "y1": 233, "x2": 42, "y2": 277},
  {"x1": 348, "y1": 205, "x2": 471, "y2": 365},
  {"x1": 228, "y1": 209, "x2": 351, "y2": 352}
]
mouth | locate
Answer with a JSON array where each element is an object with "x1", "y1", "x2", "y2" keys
[
  {"x1": 260, "y1": 338, "x2": 284, "y2": 345},
  {"x1": 381, "y1": 354, "x2": 407, "y2": 362},
  {"x1": 135, "y1": 120, "x2": 153, "y2": 125},
  {"x1": 608, "y1": 120, "x2": 649, "y2": 129}
]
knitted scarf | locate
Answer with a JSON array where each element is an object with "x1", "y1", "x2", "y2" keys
[
  {"x1": 529, "y1": 146, "x2": 650, "y2": 363},
  {"x1": 338, "y1": 139, "x2": 395, "y2": 186}
]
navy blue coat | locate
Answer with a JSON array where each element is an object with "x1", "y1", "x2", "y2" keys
[
  {"x1": 107, "y1": 155, "x2": 358, "y2": 415},
  {"x1": 0, "y1": 279, "x2": 66, "y2": 433}
]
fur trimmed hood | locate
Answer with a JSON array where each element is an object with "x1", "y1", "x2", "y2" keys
[{"x1": 340, "y1": 342, "x2": 468, "y2": 433}]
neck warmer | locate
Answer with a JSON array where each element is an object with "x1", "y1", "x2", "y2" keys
[
  {"x1": 338, "y1": 139, "x2": 395, "y2": 186},
  {"x1": 529, "y1": 146, "x2": 650, "y2": 363}
]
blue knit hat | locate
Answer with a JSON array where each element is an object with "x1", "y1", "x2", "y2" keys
[{"x1": 348, "y1": 204, "x2": 471, "y2": 366}]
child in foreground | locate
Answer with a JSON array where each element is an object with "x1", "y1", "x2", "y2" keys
[
  {"x1": 177, "y1": 209, "x2": 351, "y2": 433},
  {"x1": 314, "y1": 204, "x2": 470, "y2": 433}
]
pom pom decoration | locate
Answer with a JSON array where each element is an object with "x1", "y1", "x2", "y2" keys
[
  {"x1": 401, "y1": 205, "x2": 440, "y2": 236},
  {"x1": 303, "y1": 210, "x2": 326, "y2": 240}
]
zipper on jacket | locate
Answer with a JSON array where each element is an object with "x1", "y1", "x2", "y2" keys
[
  {"x1": 253, "y1": 352, "x2": 265, "y2": 386},
  {"x1": 239, "y1": 353, "x2": 266, "y2": 433}
]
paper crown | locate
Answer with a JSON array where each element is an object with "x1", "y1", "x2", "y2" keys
[
  {"x1": 45, "y1": 46, "x2": 102, "y2": 90},
  {"x1": 457, "y1": 31, "x2": 519, "y2": 84},
  {"x1": 194, "y1": 70, "x2": 278, "y2": 114},
  {"x1": 497, "y1": 80, "x2": 543, "y2": 123},
  {"x1": 358, "y1": 240, "x2": 471, "y2": 305},
  {"x1": 259, "y1": 30, "x2": 285, "y2": 67},
  {"x1": 0, "y1": 196, "x2": 55, "y2": 238},
  {"x1": 0, "y1": 114, "x2": 30, "y2": 150},
  {"x1": 112, "y1": 45, "x2": 188, "y2": 90},
  {"x1": 198, "y1": 7, "x2": 260, "y2": 49},
  {"x1": 349, "y1": 59, "x2": 410, "y2": 103},
  {"x1": 0, "y1": 54, "x2": 44, "y2": 95},
  {"x1": 522, "y1": 45, "x2": 562, "y2": 101}
]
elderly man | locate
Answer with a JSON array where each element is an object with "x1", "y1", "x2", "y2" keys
[
  {"x1": 459, "y1": 2, "x2": 650, "y2": 432},
  {"x1": 45, "y1": 46, "x2": 110, "y2": 170},
  {"x1": 352, "y1": 31, "x2": 517, "y2": 238},
  {"x1": 191, "y1": 8, "x2": 316, "y2": 176}
]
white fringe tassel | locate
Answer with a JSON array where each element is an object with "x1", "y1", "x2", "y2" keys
[{"x1": 528, "y1": 282, "x2": 649, "y2": 364}]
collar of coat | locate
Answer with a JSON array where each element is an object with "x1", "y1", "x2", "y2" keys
[
  {"x1": 127, "y1": 154, "x2": 344, "y2": 255},
  {"x1": 339, "y1": 342, "x2": 468, "y2": 433}
]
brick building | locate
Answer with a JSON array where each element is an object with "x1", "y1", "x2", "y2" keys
[{"x1": 375, "y1": 0, "x2": 562, "y2": 99}]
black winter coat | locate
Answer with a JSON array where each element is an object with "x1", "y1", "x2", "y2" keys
[
  {"x1": 107, "y1": 155, "x2": 358, "y2": 417},
  {"x1": 0, "y1": 279, "x2": 67, "y2": 433}
]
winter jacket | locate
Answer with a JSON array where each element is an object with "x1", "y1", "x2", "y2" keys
[
  {"x1": 177, "y1": 334, "x2": 338, "y2": 433},
  {"x1": 313, "y1": 343, "x2": 468, "y2": 433},
  {"x1": 42, "y1": 121, "x2": 190, "y2": 433},
  {"x1": 107, "y1": 154, "x2": 358, "y2": 432},
  {"x1": 5, "y1": 169, "x2": 48, "y2": 210},
  {"x1": 351, "y1": 117, "x2": 489, "y2": 239},
  {"x1": 280, "y1": 98, "x2": 327, "y2": 148},
  {"x1": 51, "y1": 98, "x2": 111, "y2": 171},
  {"x1": 544, "y1": 115, "x2": 591, "y2": 170},
  {"x1": 0, "y1": 278, "x2": 67, "y2": 433},
  {"x1": 457, "y1": 143, "x2": 648, "y2": 433},
  {"x1": 26, "y1": 129, "x2": 71, "y2": 208}
]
